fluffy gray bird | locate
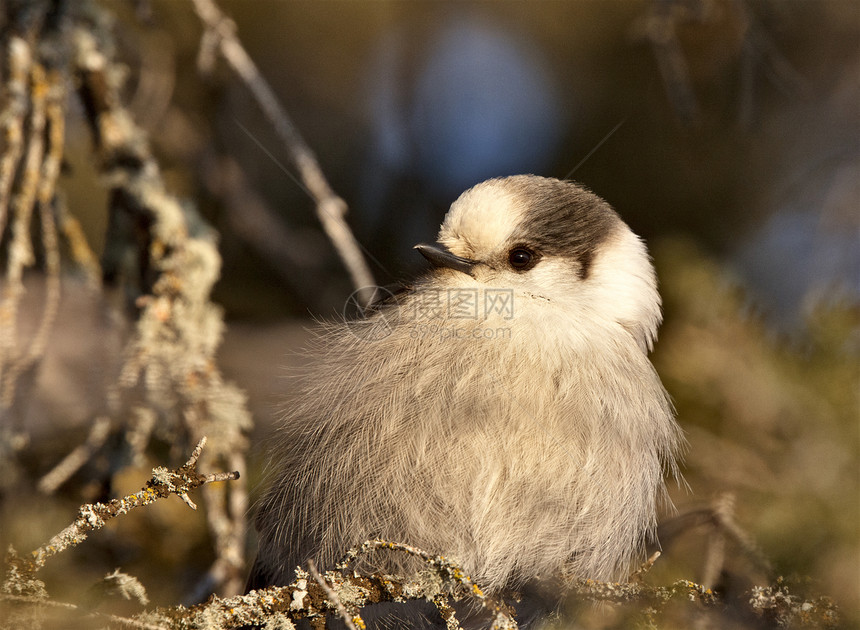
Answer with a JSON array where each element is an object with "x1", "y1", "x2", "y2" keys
[{"x1": 249, "y1": 175, "x2": 683, "y2": 623}]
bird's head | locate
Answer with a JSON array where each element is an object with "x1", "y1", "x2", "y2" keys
[{"x1": 415, "y1": 175, "x2": 662, "y2": 352}]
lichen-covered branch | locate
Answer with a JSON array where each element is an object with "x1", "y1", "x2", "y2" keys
[
  {"x1": 748, "y1": 580, "x2": 839, "y2": 628},
  {"x1": 136, "y1": 546, "x2": 516, "y2": 630},
  {"x1": 0, "y1": 65, "x2": 65, "y2": 407},
  {"x1": 562, "y1": 576, "x2": 836, "y2": 627},
  {"x1": 2, "y1": 593, "x2": 169, "y2": 630},
  {"x1": 0, "y1": 57, "x2": 48, "y2": 407},
  {"x1": 2, "y1": 531, "x2": 840, "y2": 629},
  {"x1": 307, "y1": 559, "x2": 361, "y2": 630},
  {"x1": 338, "y1": 539, "x2": 518, "y2": 630},
  {"x1": 3, "y1": 437, "x2": 239, "y2": 590},
  {"x1": 0, "y1": 35, "x2": 31, "y2": 238},
  {"x1": 0, "y1": 1, "x2": 253, "y2": 596},
  {"x1": 71, "y1": 22, "x2": 252, "y2": 596}
]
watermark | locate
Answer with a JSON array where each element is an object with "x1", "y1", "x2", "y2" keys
[
  {"x1": 402, "y1": 288, "x2": 515, "y2": 322},
  {"x1": 408, "y1": 323, "x2": 512, "y2": 341},
  {"x1": 342, "y1": 286, "x2": 397, "y2": 342},
  {"x1": 342, "y1": 286, "x2": 514, "y2": 341}
]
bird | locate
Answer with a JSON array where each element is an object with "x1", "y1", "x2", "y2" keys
[{"x1": 248, "y1": 174, "x2": 684, "y2": 626}]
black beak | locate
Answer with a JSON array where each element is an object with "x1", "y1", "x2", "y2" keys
[{"x1": 414, "y1": 243, "x2": 476, "y2": 276}]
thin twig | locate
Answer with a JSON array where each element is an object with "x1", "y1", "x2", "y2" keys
[
  {"x1": 709, "y1": 491, "x2": 771, "y2": 575},
  {"x1": 191, "y1": 405, "x2": 247, "y2": 596},
  {"x1": 701, "y1": 531, "x2": 726, "y2": 591},
  {"x1": 188, "y1": 0, "x2": 376, "y2": 305},
  {"x1": 0, "y1": 61, "x2": 48, "y2": 407},
  {"x1": 564, "y1": 118, "x2": 626, "y2": 180},
  {"x1": 631, "y1": 1, "x2": 701, "y2": 122},
  {"x1": 0, "y1": 594, "x2": 169, "y2": 630},
  {"x1": 37, "y1": 416, "x2": 112, "y2": 494},
  {"x1": 1, "y1": 68, "x2": 66, "y2": 406},
  {"x1": 307, "y1": 559, "x2": 361, "y2": 630},
  {"x1": 56, "y1": 193, "x2": 102, "y2": 288},
  {"x1": 125, "y1": 406, "x2": 157, "y2": 466},
  {"x1": 701, "y1": 495, "x2": 729, "y2": 589},
  {"x1": 0, "y1": 36, "x2": 31, "y2": 237},
  {"x1": 630, "y1": 550, "x2": 661, "y2": 582}
]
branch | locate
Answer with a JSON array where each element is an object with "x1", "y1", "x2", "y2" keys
[
  {"x1": 0, "y1": 58, "x2": 47, "y2": 406},
  {"x1": 55, "y1": 193, "x2": 102, "y2": 288},
  {"x1": 1, "y1": 594, "x2": 168, "y2": 630},
  {"x1": 307, "y1": 559, "x2": 360, "y2": 630},
  {"x1": 0, "y1": 66, "x2": 65, "y2": 406},
  {"x1": 631, "y1": 1, "x2": 702, "y2": 122},
  {"x1": 4, "y1": 437, "x2": 239, "y2": 587},
  {"x1": 0, "y1": 36, "x2": 31, "y2": 238},
  {"x1": 188, "y1": 0, "x2": 377, "y2": 305},
  {"x1": 37, "y1": 415, "x2": 112, "y2": 494},
  {"x1": 2, "y1": 537, "x2": 839, "y2": 629},
  {"x1": 337, "y1": 539, "x2": 518, "y2": 630},
  {"x1": 72, "y1": 22, "x2": 252, "y2": 596}
]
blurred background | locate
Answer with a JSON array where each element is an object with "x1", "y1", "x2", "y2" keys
[
  {"x1": 1, "y1": 0, "x2": 857, "y2": 627},
  {"x1": 69, "y1": 0, "x2": 856, "y2": 323}
]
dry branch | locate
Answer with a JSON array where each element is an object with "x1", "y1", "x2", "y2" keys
[
  {"x1": 55, "y1": 194, "x2": 102, "y2": 288},
  {"x1": 2, "y1": 532, "x2": 840, "y2": 629},
  {"x1": 0, "y1": 35, "x2": 31, "y2": 238},
  {"x1": 307, "y1": 559, "x2": 361, "y2": 630},
  {"x1": 70, "y1": 22, "x2": 252, "y2": 596},
  {"x1": 189, "y1": 0, "x2": 377, "y2": 306},
  {"x1": 36, "y1": 415, "x2": 112, "y2": 494},
  {"x1": 0, "y1": 59, "x2": 47, "y2": 406},
  {"x1": 338, "y1": 539, "x2": 517, "y2": 629},
  {"x1": 4, "y1": 437, "x2": 238, "y2": 585},
  {"x1": 0, "y1": 66, "x2": 65, "y2": 407}
]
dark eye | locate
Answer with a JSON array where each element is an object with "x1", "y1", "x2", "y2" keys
[{"x1": 508, "y1": 247, "x2": 536, "y2": 271}]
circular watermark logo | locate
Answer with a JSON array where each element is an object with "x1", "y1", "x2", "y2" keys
[{"x1": 342, "y1": 285, "x2": 397, "y2": 341}]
